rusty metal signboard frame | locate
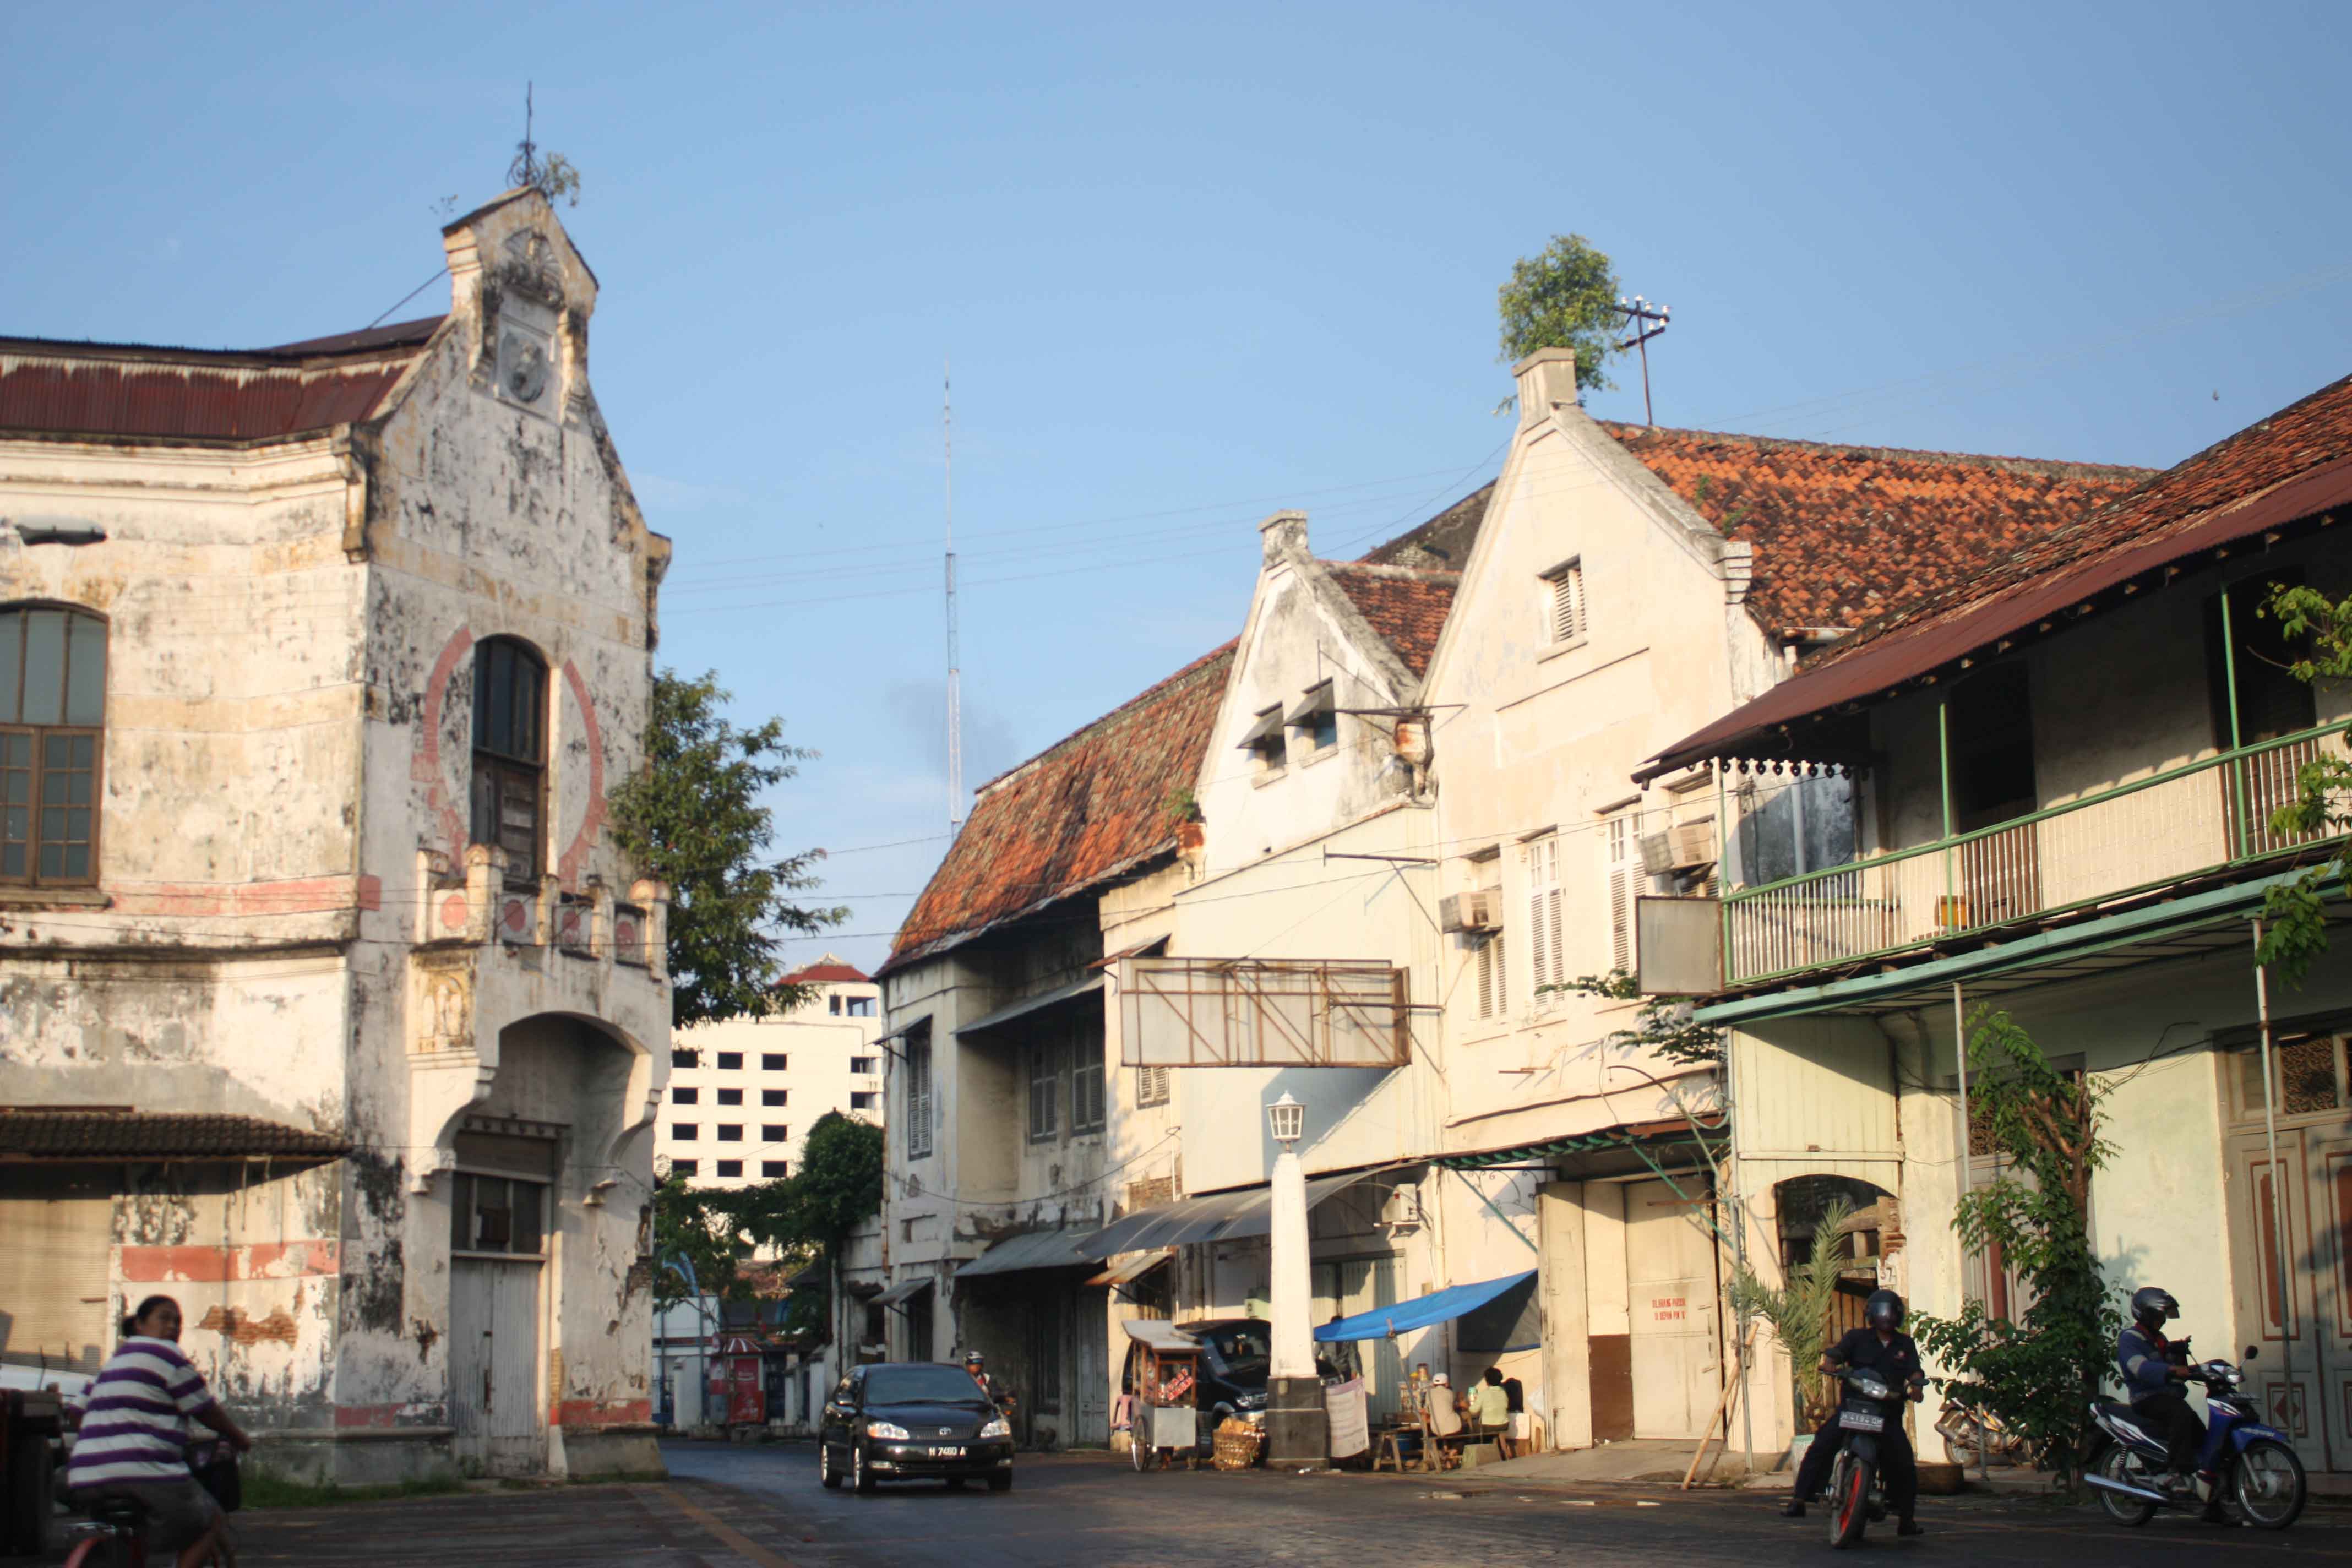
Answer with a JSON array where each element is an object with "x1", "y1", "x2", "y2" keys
[{"x1": 1115, "y1": 957, "x2": 1409, "y2": 1069}]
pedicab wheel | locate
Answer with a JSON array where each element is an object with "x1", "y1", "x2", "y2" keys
[
  {"x1": 1828, "y1": 1453, "x2": 1874, "y2": 1549},
  {"x1": 2233, "y1": 1439, "x2": 2307, "y2": 1531},
  {"x1": 2092, "y1": 1443, "x2": 2154, "y2": 1527},
  {"x1": 1131, "y1": 1435, "x2": 1152, "y2": 1472}
]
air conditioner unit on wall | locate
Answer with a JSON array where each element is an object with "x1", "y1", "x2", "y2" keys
[
  {"x1": 1670, "y1": 819, "x2": 1717, "y2": 869},
  {"x1": 1439, "y1": 888, "x2": 1500, "y2": 933},
  {"x1": 1640, "y1": 833, "x2": 1675, "y2": 876}
]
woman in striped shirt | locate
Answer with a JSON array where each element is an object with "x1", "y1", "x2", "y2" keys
[{"x1": 67, "y1": 1295, "x2": 252, "y2": 1567}]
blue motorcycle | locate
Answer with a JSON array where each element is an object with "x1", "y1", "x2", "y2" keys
[{"x1": 2084, "y1": 1344, "x2": 2305, "y2": 1531}]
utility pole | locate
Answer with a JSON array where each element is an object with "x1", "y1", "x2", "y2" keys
[
  {"x1": 944, "y1": 361, "x2": 963, "y2": 835},
  {"x1": 1614, "y1": 296, "x2": 1672, "y2": 427}
]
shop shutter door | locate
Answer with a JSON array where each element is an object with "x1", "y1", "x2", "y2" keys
[{"x1": 0, "y1": 1172, "x2": 113, "y2": 1373}]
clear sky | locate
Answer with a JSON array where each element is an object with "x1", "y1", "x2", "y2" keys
[{"x1": 8, "y1": 3, "x2": 2349, "y2": 970}]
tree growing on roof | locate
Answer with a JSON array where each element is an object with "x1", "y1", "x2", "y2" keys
[
  {"x1": 1496, "y1": 233, "x2": 1626, "y2": 391},
  {"x1": 609, "y1": 670, "x2": 848, "y2": 1027},
  {"x1": 2254, "y1": 582, "x2": 2352, "y2": 984}
]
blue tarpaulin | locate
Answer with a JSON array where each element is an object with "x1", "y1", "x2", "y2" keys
[{"x1": 1313, "y1": 1270, "x2": 1538, "y2": 1342}]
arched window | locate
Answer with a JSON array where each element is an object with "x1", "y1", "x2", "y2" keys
[
  {"x1": 0, "y1": 605, "x2": 106, "y2": 886},
  {"x1": 470, "y1": 638, "x2": 547, "y2": 887}
]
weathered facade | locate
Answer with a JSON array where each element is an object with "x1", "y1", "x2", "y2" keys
[
  {"x1": 0, "y1": 188, "x2": 671, "y2": 1482},
  {"x1": 1649, "y1": 369, "x2": 2352, "y2": 1472}
]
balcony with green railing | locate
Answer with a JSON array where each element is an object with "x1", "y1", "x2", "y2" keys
[{"x1": 1717, "y1": 719, "x2": 2351, "y2": 989}]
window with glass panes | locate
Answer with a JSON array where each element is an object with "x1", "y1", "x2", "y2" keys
[
  {"x1": 470, "y1": 638, "x2": 546, "y2": 886},
  {"x1": 0, "y1": 606, "x2": 106, "y2": 886},
  {"x1": 449, "y1": 1172, "x2": 546, "y2": 1255}
]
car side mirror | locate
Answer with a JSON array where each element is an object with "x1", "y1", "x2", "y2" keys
[{"x1": 2245, "y1": 1345, "x2": 2260, "y2": 1363}]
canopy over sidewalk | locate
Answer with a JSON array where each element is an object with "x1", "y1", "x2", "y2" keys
[{"x1": 1313, "y1": 1270, "x2": 1537, "y2": 1342}]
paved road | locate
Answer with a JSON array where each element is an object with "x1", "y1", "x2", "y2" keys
[{"x1": 661, "y1": 1439, "x2": 2352, "y2": 1568}]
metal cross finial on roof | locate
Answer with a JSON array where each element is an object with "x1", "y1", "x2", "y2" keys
[
  {"x1": 1614, "y1": 295, "x2": 1672, "y2": 427},
  {"x1": 508, "y1": 81, "x2": 541, "y2": 191}
]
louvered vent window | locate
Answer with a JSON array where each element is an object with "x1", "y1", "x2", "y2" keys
[
  {"x1": 1544, "y1": 560, "x2": 1586, "y2": 645},
  {"x1": 1476, "y1": 931, "x2": 1507, "y2": 1021},
  {"x1": 1137, "y1": 1065, "x2": 1172, "y2": 1107},
  {"x1": 1607, "y1": 813, "x2": 1640, "y2": 976},
  {"x1": 1525, "y1": 835, "x2": 1565, "y2": 1011}
]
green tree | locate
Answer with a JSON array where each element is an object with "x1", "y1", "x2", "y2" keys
[
  {"x1": 1728, "y1": 1197, "x2": 1857, "y2": 1424},
  {"x1": 650, "y1": 1169, "x2": 748, "y2": 1313},
  {"x1": 1913, "y1": 1009, "x2": 2118, "y2": 1490},
  {"x1": 737, "y1": 1113, "x2": 886, "y2": 1352},
  {"x1": 2254, "y1": 581, "x2": 2352, "y2": 984},
  {"x1": 609, "y1": 671, "x2": 847, "y2": 1028},
  {"x1": 1496, "y1": 234, "x2": 1627, "y2": 391}
]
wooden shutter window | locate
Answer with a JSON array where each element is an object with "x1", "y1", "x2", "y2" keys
[{"x1": 1545, "y1": 562, "x2": 1586, "y2": 644}]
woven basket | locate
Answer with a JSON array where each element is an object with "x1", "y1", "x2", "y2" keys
[{"x1": 1212, "y1": 1425, "x2": 1262, "y2": 1471}]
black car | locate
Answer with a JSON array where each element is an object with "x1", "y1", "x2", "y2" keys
[{"x1": 819, "y1": 1362, "x2": 1015, "y2": 1493}]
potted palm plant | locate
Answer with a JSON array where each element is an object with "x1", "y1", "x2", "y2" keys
[{"x1": 1728, "y1": 1197, "x2": 1856, "y2": 1463}]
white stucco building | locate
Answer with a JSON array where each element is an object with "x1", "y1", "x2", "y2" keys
[
  {"x1": 658, "y1": 956, "x2": 883, "y2": 1190},
  {"x1": 0, "y1": 187, "x2": 672, "y2": 1483}
]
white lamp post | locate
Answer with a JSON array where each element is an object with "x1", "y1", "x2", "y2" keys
[{"x1": 1265, "y1": 1091, "x2": 1326, "y2": 1466}]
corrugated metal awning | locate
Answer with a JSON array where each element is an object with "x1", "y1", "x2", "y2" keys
[
  {"x1": 955, "y1": 1226, "x2": 1101, "y2": 1279},
  {"x1": 872, "y1": 1276, "x2": 934, "y2": 1306},
  {"x1": 1073, "y1": 1164, "x2": 1410, "y2": 1261},
  {"x1": 955, "y1": 974, "x2": 1104, "y2": 1037},
  {"x1": 1084, "y1": 1249, "x2": 1174, "y2": 1288}
]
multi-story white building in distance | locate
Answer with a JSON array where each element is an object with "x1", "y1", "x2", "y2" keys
[{"x1": 658, "y1": 956, "x2": 883, "y2": 1190}]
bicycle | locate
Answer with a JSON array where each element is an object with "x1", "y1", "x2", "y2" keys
[{"x1": 61, "y1": 1494, "x2": 238, "y2": 1568}]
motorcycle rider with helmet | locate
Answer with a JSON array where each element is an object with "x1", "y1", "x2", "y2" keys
[
  {"x1": 1782, "y1": 1288, "x2": 1928, "y2": 1536},
  {"x1": 2117, "y1": 1286, "x2": 2211, "y2": 1494}
]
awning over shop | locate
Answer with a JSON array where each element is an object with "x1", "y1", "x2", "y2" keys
[
  {"x1": 1084, "y1": 1249, "x2": 1173, "y2": 1289},
  {"x1": 1314, "y1": 1270, "x2": 1537, "y2": 1342},
  {"x1": 954, "y1": 974, "x2": 1105, "y2": 1037},
  {"x1": 872, "y1": 1277, "x2": 933, "y2": 1307},
  {"x1": 955, "y1": 1226, "x2": 1101, "y2": 1279},
  {"x1": 1074, "y1": 1164, "x2": 1410, "y2": 1261},
  {"x1": 1436, "y1": 1117, "x2": 1718, "y2": 1171}
]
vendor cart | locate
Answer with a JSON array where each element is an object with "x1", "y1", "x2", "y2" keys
[{"x1": 1121, "y1": 1319, "x2": 1203, "y2": 1471}]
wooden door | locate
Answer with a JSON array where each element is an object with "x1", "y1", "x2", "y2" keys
[
  {"x1": 1624, "y1": 1178, "x2": 1722, "y2": 1439},
  {"x1": 1075, "y1": 1288, "x2": 1110, "y2": 1445},
  {"x1": 2226, "y1": 1131, "x2": 2333, "y2": 1470},
  {"x1": 449, "y1": 1257, "x2": 545, "y2": 1475}
]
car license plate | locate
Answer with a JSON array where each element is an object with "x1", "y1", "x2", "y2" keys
[
  {"x1": 930, "y1": 1445, "x2": 964, "y2": 1458},
  {"x1": 1839, "y1": 1409, "x2": 1884, "y2": 1433}
]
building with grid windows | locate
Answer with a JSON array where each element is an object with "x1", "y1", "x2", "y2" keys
[{"x1": 658, "y1": 956, "x2": 883, "y2": 1191}]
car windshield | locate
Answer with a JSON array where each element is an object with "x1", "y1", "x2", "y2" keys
[
  {"x1": 864, "y1": 1365, "x2": 990, "y2": 1405},
  {"x1": 1201, "y1": 1326, "x2": 1270, "y2": 1370}
]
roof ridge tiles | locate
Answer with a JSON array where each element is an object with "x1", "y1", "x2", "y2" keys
[{"x1": 1596, "y1": 418, "x2": 2159, "y2": 480}]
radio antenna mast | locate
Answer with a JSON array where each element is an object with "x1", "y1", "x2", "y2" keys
[{"x1": 944, "y1": 359, "x2": 963, "y2": 835}]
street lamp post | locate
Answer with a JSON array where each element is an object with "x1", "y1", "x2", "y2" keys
[{"x1": 1265, "y1": 1092, "x2": 1327, "y2": 1468}]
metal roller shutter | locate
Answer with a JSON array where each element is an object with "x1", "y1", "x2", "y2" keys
[{"x1": 0, "y1": 1171, "x2": 113, "y2": 1374}]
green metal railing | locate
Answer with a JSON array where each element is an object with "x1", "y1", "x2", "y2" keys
[{"x1": 1718, "y1": 717, "x2": 2350, "y2": 987}]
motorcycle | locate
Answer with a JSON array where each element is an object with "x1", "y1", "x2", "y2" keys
[
  {"x1": 1822, "y1": 1365, "x2": 1907, "y2": 1549},
  {"x1": 2084, "y1": 1344, "x2": 2306, "y2": 1531},
  {"x1": 1934, "y1": 1385, "x2": 2035, "y2": 1469}
]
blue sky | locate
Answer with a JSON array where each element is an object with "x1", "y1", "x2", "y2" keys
[{"x1": 8, "y1": 3, "x2": 2349, "y2": 969}]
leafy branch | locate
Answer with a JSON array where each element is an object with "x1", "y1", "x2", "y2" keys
[
  {"x1": 1727, "y1": 1196, "x2": 1855, "y2": 1423},
  {"x1": 2254, "y1": 581, "x2": 2352, "y2": 985},
  {"x1": 1541, "y1": 968, "x2": 1724, "y2": 1066}
]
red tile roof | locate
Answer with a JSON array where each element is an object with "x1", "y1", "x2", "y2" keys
[
  {"x1": 0, "y1": 1109, "x2": 350, "y2": 1160},
  {"x1": 882, "y1": 643, "x2": 1237, "y2": 972},
  {"x1": 1600, "y1": 422, "x2": 2154, "y2": 637},
  {"x1": 1320, "y1": 563, "x2": 1461, "y2": 678},
  {"x1": 1638, "y1": 373, "x2": 2352, "y2": 778},
  {"x1": 778, "y1": 960, "x2": 870, "y2": 986},
  {"x1": 0, "y1": 316, "x2": 444, "y2": 444}
]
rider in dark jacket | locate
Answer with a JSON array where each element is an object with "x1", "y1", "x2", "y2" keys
[
  {"x1": 2117, "y1": 1286, "x2": 2208, "y2": 1489},
  {"x1": 1782, "y1": 1288, "x2": 1926, "y2": 1536}
]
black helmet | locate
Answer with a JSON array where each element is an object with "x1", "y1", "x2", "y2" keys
[
  {"x1": 1865, "y1": 1288, "x2": 1905, "y2": 1331},
  {"x1": 2131, "y1": 1287, "x2": 2179, "y2": 1330}
]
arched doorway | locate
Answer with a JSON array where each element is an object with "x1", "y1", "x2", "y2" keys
[{"x1": 1768, "y1": 1174, "x2": 1894, "y2": 1422}]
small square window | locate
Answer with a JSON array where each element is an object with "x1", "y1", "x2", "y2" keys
[
  {"x1": 716, "y1": 1160, "x2": 743, "y2": 1178},
  {"x1": 761, "y1": 1161, "x2": 787, "y2": 1178},
  {"x1": 671, "y1": 1049, "x2": 698, "y2": 1069},
  {"x1": 717, "y1": 1124, "x2": 743, "y2": 1142},
  {"x1": 717, "y1": 1088, "x2": 742, "y2": 1106},
  {"x1": 851, "y1": 1091, "x2": 879, "y2": 1111},
  {"x1": 763, "y1": 1124, "x2": 788, "y2": 1142},
  {"x1": 761, "y1": 1053, "x2": 787, "y2": 1071},
  {"x1": 672, "y1": 1123, "x2": 698, "y2": 1140},
  {"x1": 716, "y1": 1052, "x2": 743, "y2": 1071},
  {"x1": 850, "y1": 1056, "x2": 879, "y2": 1075},
  {"x1": 762, "y1": 1088, "x2": 787, "y2": 1107},
  {"x1": 671, "y1": 1086, "x2": 699, "y2": 1105},
  {"x1": 671, "y1": 1159, "x2": 698, "y2": 1178}
]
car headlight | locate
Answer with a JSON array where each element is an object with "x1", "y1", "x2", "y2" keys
[
  {"x1": 979, "y1": 1417, "x2": 1010, "y2": 1439},
  {"x1": 866, "y1": 1420, "x2": 912, "y2": 1441}
]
